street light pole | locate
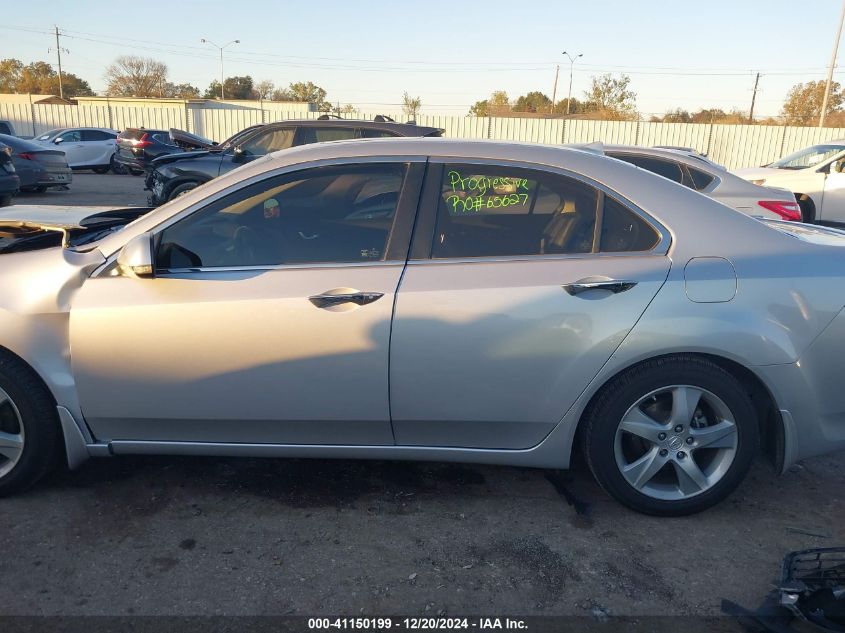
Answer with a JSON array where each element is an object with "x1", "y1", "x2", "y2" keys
[
  {"x1": 562, "y1": 51, "x2": 583, "y2": 116},
  {"x1": 200, "y1": 38, "x2": 240, "y2": 100},
  {"x1": 820, "y1": 0, "x2": 845, "y2": 127}
]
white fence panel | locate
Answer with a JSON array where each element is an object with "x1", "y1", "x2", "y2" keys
[
  {"x1": 416, "y1": 115, "x2": 488, "y2": 139},
  {"x1": 489, "y1": 117, "x2": 566, "y2": 144},
  {"x1": 110, "y1": 106, "x2": 186, "y2": 134},
  {"x1": 0, "y1": 103, "x2": 35, "y2": 136},
  {"x1": 563, "y1": 120, "x2": 639, "y2": 145},
  {"x1": 637, "y1": 122, "x2": 711, "y2": 154},
  {"x1": 192, "y1": 108, "x2": 264, "y2": 141}
]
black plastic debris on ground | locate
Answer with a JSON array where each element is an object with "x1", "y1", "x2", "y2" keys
[{"x1": 780, "y1": 547, "x2": 845, "y2": 632}]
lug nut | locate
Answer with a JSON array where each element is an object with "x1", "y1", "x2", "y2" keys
[
  {"x1": 674, "y1": 425, "x2": 684, "y2": 433},
  {"x1": 677, "y1": 451, "x2": 686, "y2": 459},
  {"x1": 686, "y1": 437, "x2": 694, "y2": 445},
  {"x1": 658, "y1": 432, "x2": 667, "y2": 441},
  {"x1": 659, "y1": 448, "x2": 668, "y2": 457}
]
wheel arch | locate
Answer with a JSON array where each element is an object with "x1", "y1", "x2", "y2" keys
[{"x1": 570, "y1": 351, "x2": 785, "y2": 473}]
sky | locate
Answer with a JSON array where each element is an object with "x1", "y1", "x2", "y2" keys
[{"x1": 2, "y1": 0, "x2": 844, "y2": 118}]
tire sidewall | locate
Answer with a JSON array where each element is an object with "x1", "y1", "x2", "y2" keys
[
  {"x1": 168, "y1": 182, "x2": 198, "y2": 201},
  {"x1": 586, "y1": 359, "x2": 758, "y2": 516}
]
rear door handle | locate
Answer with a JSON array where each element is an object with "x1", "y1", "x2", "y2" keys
[
  {"x1": 309, "y1": 290, "x2": 384, "y2": 308},
  {"x1": 563, "y1": 279, "x2": 638, "y2": 296}
]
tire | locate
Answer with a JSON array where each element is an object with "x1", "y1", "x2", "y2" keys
[
  {"x1": 582, "y1": 355, "x2": 758, "y2": 516},
  {"x1": 33, "y1": 186, "x2": 47, "y2": 193},
  {"x1": 128, "y1": 168, "x2": 143, "y2": 177},
  {"x1": 0, "y1": 352, "x2": 61, "y2": 497},
  {"x1": 167, "y1": 181, "x2": 198, "y2": 201},
  {"x1": 110, "y1": 156, "x2": 127, "y2": 175},
  {"x1": 796, "y1": 195, "x2": 815, "y2": 223},
  {"x1": 92, "y1": 165, "x2": 110, "y2": 175}
]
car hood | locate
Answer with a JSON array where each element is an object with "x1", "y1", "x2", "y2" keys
[
  {"x1": 151, "y1": 149, "x2": 217, "y2": 168},
  {"x1": 0, "y1": 205, "x2": 152, "y2": 252},
  {"x1": 169, "y1": 128, "x2": 216, "y2": 149}
]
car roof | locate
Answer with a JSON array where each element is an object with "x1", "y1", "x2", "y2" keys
[{"x1": 262, "y1": 118, "x2": 443, "y2": 136}]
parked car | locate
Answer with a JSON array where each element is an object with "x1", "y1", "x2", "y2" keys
[
  {"x1": 34, "y1": 127, "x2": 119, "y2": 173},
  {"x1": 0, "y1": 133, "x2": 72, "y2": 192},
  {"x1": 653, "y1": 146, "x2": 727, "y2": 171},
  {"x1": 145, "y1": 117, "x2": 445, "y2": 205},
  {"x1": 0, "y1": 121, "x2": 17, "y2": 136},
  {"x1": 1, "y1": 138, "x2": 845, "y2": 515},
  {"x1": 115, "y1": 127, "x2": 215, "y2": 174},
  {"x1": 734, "y1": 141, "x2": 845, "y2": 224},
  {"x1": 0, "y1": 142, "x2": 20, "y2": 206},
  {"x1": 603, "y1": 145, "x2": 802, "y2": 221}
]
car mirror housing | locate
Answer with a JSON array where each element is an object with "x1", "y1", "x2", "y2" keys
[
  {"x1": 116, "y1": 233, "x2": 155, "y2": 278},
  {"x1": 53, "y1": 137, "x2": 63, "y2": 145}
]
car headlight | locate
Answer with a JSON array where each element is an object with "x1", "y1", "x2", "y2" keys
[{"x1": 751, "y1": 179, "x2": 766, "y2": 185}]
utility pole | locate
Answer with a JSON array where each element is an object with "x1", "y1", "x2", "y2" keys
[
  {"x1": 52, "y1": 26, "x2": 67, "y2": 100},
  {"x1": 550, "y1": 65, "x2": 560, "y2": 114},
  {"x1": 562, "y1": 51, "x2": 583, "y2": 116},
  {"x1": 820, "y1": 0, "x2": 845, "y2": 127},
  {"x1": 749, "y1": 72, "x2": 760, "y2": 123}
]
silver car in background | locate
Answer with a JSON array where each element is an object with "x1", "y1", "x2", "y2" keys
[
  {"x1": 602, "y1": 145, "x2": 803, "y2": 221},
  {"x1": 1, "y1": 138, "x2": 844, "y2": 516}
]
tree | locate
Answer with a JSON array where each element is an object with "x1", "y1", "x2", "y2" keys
[
  {"x1": 105, "y1": 56, "x2": 169, "y2": 98},
  {"x1": 470, "y1": 90, "x2": 511, "y2": 116},
  {"x1": 255, "y1": 79, "x2": 275, "y2": 100},
  {"x1": 553, "y1": 97, "x2": 584, "y2": 116},
  {"x1": 402, "y1": 92, "x2": 422, "y2": 119},
  {"x1": 782, "y1": 80, "x2": 844, "y2": 126},
  {"x1": 583, "y1": 73, "x2": 637, "y2": 119},
  {"x1": 272, "y1": 81, "x2": 330, "y2": 110},
  {"x1": 204, "y1": 76, "x2": 256, "y2": 99},
  {"x1": 513, "y1": 91, "x2": 552, "y2": 113},
  {"x1": 662, "y1": 108, "x2": 692, "y2": 123},
  {"x1": 164, "y1": 82, "x2": 200, "y2": 99},
  {"x1": 0, "y1": 58, "x2": 92, "y2": 97}
]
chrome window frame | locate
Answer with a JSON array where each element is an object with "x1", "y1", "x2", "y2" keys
[{"x1": 409, "y1": 156, "x2": 671, "y2": 266}]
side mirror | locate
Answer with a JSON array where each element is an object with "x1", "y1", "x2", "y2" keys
[
  {"x1": 53, "y1": 137, "x2": 63, "y2": 145},
  {"x1": 232, "y1": 146, "x2": 247, "y2": 161},
  {"x1": 117, "y1": 233, "x2": 155, "y2": 278}
]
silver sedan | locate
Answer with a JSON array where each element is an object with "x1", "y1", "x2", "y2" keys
[{"x1": 1, "y1": 138, "x2": 844, "y2": 515}]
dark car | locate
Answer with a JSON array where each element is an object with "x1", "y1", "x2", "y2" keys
[
  {"x1": 145, "y1": 117, "x2": 444, "y2": 205},
  {"x1": 0, "y1": 133, "x2": 72, "y2": 193},
  {"x1": 115, "y1": 128, "x2": 215, "y2": 174},
  {"x1": 0, "y1": 142, "x2": 21, "y2": 206}
]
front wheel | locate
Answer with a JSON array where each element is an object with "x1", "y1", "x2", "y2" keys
[
  {"x1": 167, "y1": 181, "x2": 198, "y2": 201},
  {"x1": 0, "y1": 354, "x2": 61, "y2": 496},
  {"x1": 582, "y1": 356, "x2": 758, "y2": 516}
]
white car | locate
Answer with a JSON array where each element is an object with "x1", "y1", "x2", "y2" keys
[
  {"x1": 734, "y1": 140, "x2": 845, "y2": 224},
  {"x1": 602, "y1": 145, "x2": 801, "y2": 222},
  {"x1": 35, "y1": 127, "x2": 119, "y2": 174}
]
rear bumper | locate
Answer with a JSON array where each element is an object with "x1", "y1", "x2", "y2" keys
[
  {"x1": 115, "y1": 151, "x2": 147, "y2": 171},
  {"x1": 0, "y1": 173, "x2": 19, "y2": 195},
  {"x1": 757, "y1": 310, "x2": 845, "y2": 468}
]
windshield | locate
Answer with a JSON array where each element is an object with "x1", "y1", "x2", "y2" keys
[
  {"x1": 36, "y1": 129, "x2": 64, "y2": 141},
  {"x1": 768, "y1": 144, "x2": 845, "y2": 170}
]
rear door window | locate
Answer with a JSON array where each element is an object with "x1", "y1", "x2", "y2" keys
[
  {"x1": 297, "y1": 127, "x2": 358, "y2": 145},
  {"x1": 81, "y1": 130, "x2": 114, "y2": 142},
  {"x1": 611, "y1": 154, "x2": 685, "y2": 184}
]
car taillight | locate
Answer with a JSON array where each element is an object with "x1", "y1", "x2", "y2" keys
[
  {"x1": 15, "y1": 152, "x2": 35, "y2": 161},
  {"x1": 133, "y1": 133, "x2": 152, "y2": 149},
  {"x1": 758, "y1": 200, "x2": 802, "y2": 222}
]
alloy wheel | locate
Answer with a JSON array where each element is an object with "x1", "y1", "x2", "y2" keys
[{"x1": 0, "y1": 386, "x2": 25, "y2": 479}]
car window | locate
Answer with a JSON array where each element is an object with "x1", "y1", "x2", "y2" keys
[
  {"x1": 36, "y1": 129, "x2": 63, "y2": 141},
  {"x1": 600, "y1": 196, "x2": 660, "y2": 252},
  {"x1": 359, "y1": 129, "x2": 400, "y2": 139},
  {"x1": 687, "y1": 167, "x2": 715, "y2": 190},
  {"x1": 156, "y1": 163, "x2": 408, "y2": 270},
  {"x1": 151, "y1": 132, "x2": 176, "y2": 146},
  {"x1": 769, "y1": 145, "x2": 845, "y2": 170},
  {"x1": 240, "y1": 128, "x2": 295, "y2": 156},
  {"x1": 81, "y1": 130, "x2": 114, "y2": 142},
  {"x1": 431, "y1": 165, "x2": 601, "y2": 258},
  {"x1": 58, "y1": 130, "x2": 81, "y2": 143},
  {"x1": 298, "y1": 127, "x2": 358, "y2": 145},
  {"x1": 611, "y1": 154, "x2": 684, "y2": 184}
]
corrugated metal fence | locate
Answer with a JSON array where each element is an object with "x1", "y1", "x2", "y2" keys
[{"x1": 2, "y1": 101, "x2": 845, "y2": 170}]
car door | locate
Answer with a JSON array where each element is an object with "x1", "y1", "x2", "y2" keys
[
  {"x1": 389, "y1": 161, "x2": 672, "y2": 449},
  {"x1": 821, "y1": 156, "x2": 845, "y2": 223},
  {"x1": 69, "y1": 159, "x2": 425, "y2": 445},
  {"x1": 80, "y1": 129, "x2": 116, "y2": 166},
  {"x1": 55, "y1": 129, "x2": 83, "y2": 167}
]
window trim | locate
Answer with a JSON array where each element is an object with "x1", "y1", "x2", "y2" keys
[
  {"x1": 408, "y1": 158, "x2": 670, "y2": 263},
  {"x1": 147, "y1": 159, "x2": 426, "y2": 275}
]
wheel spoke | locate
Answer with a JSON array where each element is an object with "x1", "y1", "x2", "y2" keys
[
  {"x1": 619, "y1": 407, "x2": 666, "y2": 442},
  {"x1": 672, "y1": 457, "x2": 710, "y2": 495},
  {"x1": 621, "y1": 447, "x2": 667, "y2": 490},
  {"x1": 0, "y1": 431, "x2": 23, "y2": 462},
  {"x1": 691, "y1": 420, "x2": 737, "y2": 449},
  {"x1": 669, "y1": 386, "x2": 703, "y2": 427}
]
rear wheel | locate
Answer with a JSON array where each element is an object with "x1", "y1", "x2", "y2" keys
[
  {"x1": 0, "y1": 354, "x2": 61, "y2": 497},
  {"x1": 796, "y1": 194, "x2": 815, "y2": 223},
  {"x1": 582, "y1": 356, "x2": 758, "y2": 516},
  {"x1": 110, "y1": 156, "x2": 127, "y2": 175}
]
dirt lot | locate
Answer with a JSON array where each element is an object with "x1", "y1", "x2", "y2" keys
[{"x1": 1, "y1": 174, "x2": 843, "y2": 619}]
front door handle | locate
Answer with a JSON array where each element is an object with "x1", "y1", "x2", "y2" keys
[
  {"x1": 563, "y1": 279, "x2": 638, "y2": 296},
  {"x1": 309, "y1": 290, "x2": 384, "y2": 308}
]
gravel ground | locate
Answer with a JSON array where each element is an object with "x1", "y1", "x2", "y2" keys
[{"x1": 1, "y1": 173, "x2": 843, "y2": 619}]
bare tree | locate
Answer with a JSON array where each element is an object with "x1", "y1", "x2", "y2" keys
[
  {"x1": 105, "y1": 56, "x2": 169, "y2": 98},
  {"x1": 255, "y1": 79, "x2": 275, "y2": 100},
  {"x1": 402, "y1": 92, "x2": 422, "y2": 119}
]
